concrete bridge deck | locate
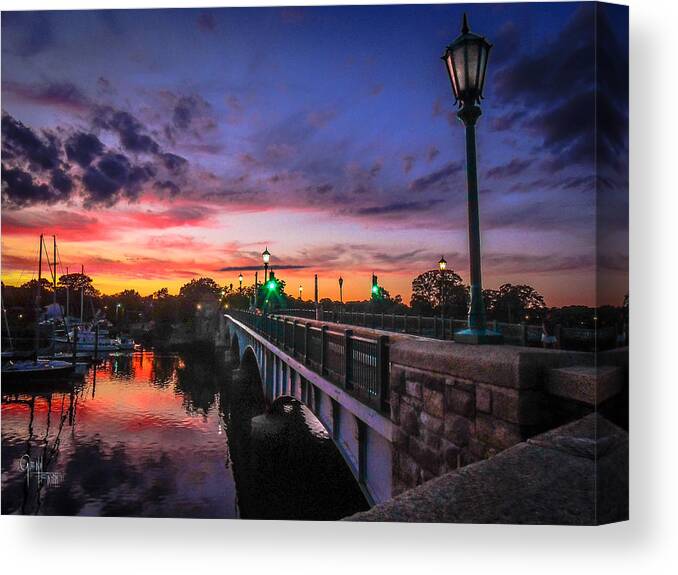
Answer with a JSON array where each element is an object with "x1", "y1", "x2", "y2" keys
[
  {"x1": 345, "y1": 413, "x2": 628, "y2": 525},
  {"x1": 218, "y1": 310, "x2": 628, "y2": 513}
]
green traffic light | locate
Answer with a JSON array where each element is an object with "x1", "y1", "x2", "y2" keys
[
  {"x1": 371, "y1": 284, "x2": 379, "y2": 294},
  {"x1": 267, "y1": 280, "x2": 276, "y2": 291}
]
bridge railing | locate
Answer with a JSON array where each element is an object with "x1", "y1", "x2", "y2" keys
[
  {"x1": 273, "y1": 308, "x2": 618, "y2": 350},
  {"x1": 227, "y1": 310, "x2": 390, "y2": 413}
]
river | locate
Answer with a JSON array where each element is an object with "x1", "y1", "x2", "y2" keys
[{"x1": 1, "y1": 348, "x2": 369, "y2": 519}]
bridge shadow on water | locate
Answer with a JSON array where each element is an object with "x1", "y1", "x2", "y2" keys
[{"x1": 225, "y1": 348, "x2": 369, "y2": 520}]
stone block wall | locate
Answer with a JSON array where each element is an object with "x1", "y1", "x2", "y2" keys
[{"x1": 389, "y1": 339, "x2": 596, "y2": 495}]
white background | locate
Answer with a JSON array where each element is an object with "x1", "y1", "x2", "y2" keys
[{"x1": 0, "y1": 0, "x2": 676, "y2": 573}]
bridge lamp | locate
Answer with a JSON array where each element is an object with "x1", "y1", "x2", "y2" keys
[
  {"x1": 299, "y1": 285, "x2": 303, "y2": 299},
  {"x1": 238, "y1": 273, "x2": 243, "y2": 291},
  {"x1": 438, "y1": 256, "x2": 447, "y2": 272},
  {"x1": 262, "y1": 247, "x2": 271, "y2": 282},
  {"x1": 441, "y1": 14, "x2": 501, "y2": 344}
]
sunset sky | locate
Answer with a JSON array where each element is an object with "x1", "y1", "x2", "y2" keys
[{"x1": 1, "y1": 3, "x2": 628, "y2": 306}]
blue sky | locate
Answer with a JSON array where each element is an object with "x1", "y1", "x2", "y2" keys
[{"x1": 1, "y1": 3, "x2": 628, "y2": 305}]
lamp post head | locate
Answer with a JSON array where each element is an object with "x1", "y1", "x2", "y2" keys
[
  {"x1": 439, "y1": 256, "x2": 447, "y2": 271},
  {"x1": 339, "y1": 276, "x2": 343, "y2": 287},
  {"x1": 262, "y1": 247, "x2": 271, "y2": 265},
  {"x1": 238, "y1": 273, "x2": 243, "y2": 283},
  {"x1": 442, "y1": 13, "x2": 492, "y2": 108}
]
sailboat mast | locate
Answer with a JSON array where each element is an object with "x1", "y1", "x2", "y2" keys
[
  {"x1": 66, "y1": 266, "x2": 70, "y2": 318},
  {"x1": 34, "y1": 234, "x2": 44, "y2": 361},
  {"x1": 52, "y1": 235, "x2": 57, "y2": 352},
  {"x1": 80, "y1": 264, "x2": 84, "y2": 324}
]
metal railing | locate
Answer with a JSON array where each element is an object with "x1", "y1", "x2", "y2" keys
[
  {"x1": 227, "y1": 310, "x2": 390, "y2": 413},
  {"x1": 272, "y1": 308, "x2": 618, "y2": 350}
]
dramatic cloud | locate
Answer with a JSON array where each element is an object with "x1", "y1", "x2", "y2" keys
[
  {"x1": 1, "y1": 164, "x2": 68, "y2": 206},
  {"x1": 1, "y1": 113, "x2": 61, "y2": 170},
  {"x1": 65, "y1": 132, "x2": 105, "y2": 168},
  {"x1": 94, "y1": 107, "x2": 160, "y2": 154}
]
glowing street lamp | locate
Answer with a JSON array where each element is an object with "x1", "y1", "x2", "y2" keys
[
  {"x1": 439, "y1": 256, "x2": 447, "y2": 319},
  {"x1": 238, "y1": 273, "x2": 243, "y2": 292},
  {"x1": 299, "y1": 284, "x2": 303, "y2": 299},
  {"x1": 442, "y1": 14, "x2": 501, "y2": 344},
  {"x1": 262, "y1": 247, "x2": 271, "y2": 282}
]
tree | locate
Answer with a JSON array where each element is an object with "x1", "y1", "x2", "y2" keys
[
  {"x1": 21, "y1": 278, "x2": 54, "y2": 296},
  {"x1": 178, "y1": 277, "x2": 222, "y2": 301},
  {"x1": 494, "y1": 283, "x2": 546, "y2": 323},
  {"x1": 152, "y1": 287, "x2": 170, "y2": 300},
  {"x1": 410, "y1": 269, "x2": 468, "y2": 317},
  {"x1": 58, "y1": 273, "x2": 99, "y2": 297}
]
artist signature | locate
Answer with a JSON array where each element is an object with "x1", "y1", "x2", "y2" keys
[{"x1": 18, "y1": 454, "x2": 64, "y2": 487}]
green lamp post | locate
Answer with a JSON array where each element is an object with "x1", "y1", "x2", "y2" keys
[
  {"x1": 442, "y1": 14, "x2": 502, "y2": 344},
  {"x1": 262, "y1": 247, "x2": 271, "y2": 282}
]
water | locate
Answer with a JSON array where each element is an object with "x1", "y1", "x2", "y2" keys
[{"x1": 1, "y1": 349, "x2": 369, "y2": 519}]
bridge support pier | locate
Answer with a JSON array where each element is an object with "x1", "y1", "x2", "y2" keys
[{"x1": 225, "y1": 314, "x2": 395, "y2": 505}]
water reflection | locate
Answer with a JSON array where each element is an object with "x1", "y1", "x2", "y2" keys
[{"x1": 1, "y1": 349, "x2": 367, "y2": 519}]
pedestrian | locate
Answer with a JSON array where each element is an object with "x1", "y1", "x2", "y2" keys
[{"x1": 542, "y1": 311, "x2": 557, "y2": 349}]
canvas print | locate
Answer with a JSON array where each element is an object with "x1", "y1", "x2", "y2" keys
[{"x1": 1, "y1": 3, "x2": 628, "y2": 524}]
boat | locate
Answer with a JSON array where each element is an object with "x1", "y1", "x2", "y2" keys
[
  {"x1": 117, "y1": 334, "x2": 136, "y2": 351},
  {"x1": 55, "y1": 325, "x2": 120, "y2": 352},
  {"x1": 1, "y1": 359, "x2": 74, "y2": 383},
  {"x1": 1, "y1": 234, "x2": 76, "y2": 385}
]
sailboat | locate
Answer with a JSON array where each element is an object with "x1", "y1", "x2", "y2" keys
[{"x1": 1, "y1": 235, "x2": 74, "y2": 383}]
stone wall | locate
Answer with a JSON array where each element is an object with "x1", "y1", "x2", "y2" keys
[{"x1": 389, "y1": 339, "x2": 597, "y2": 495}]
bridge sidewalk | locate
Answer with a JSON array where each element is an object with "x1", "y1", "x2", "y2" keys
[{"x1": 344, "y1": 413, "x2": 628, "y2": 525}]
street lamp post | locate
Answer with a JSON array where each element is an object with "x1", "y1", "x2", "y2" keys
[
  {"x1": 238, "y1": 273, "x2": 243, "y2": 292},
  {"x1": 262, "y1": 247, "x2": 270, "y2": 283},
  {"x1": 299, "y1": 284, "x2": 303, "y2": 300},
  {"x1": 338, "y1": 276, "x2": 344, "y2": 322},
  {"x1": 438, "y1": 256, "x2": 447, "y2": 319},
  {"x1": 442, "y1": 14, "x2": 501, "y2": 344}
]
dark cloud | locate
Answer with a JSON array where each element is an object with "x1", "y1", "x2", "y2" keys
[
  {"x1": 81, "y1": 153, "x2": 155, "y2": 206},
  {"x1": 50, "y1": 168, "x2": 74, "y2": 195},
  {"x1": 427, "y1": 147, "x2": 440, "y2": 162},
  {"x1": 94, "y1": 107, "x2": 160, "y2": 154},
  {"x1": 1, "y1": 164, "x2": 67, "y2": 207},
  {"x1": 3, "y1": 81, "x2": 90, "y2": 111},
  {"x1": 160, "y1": 152, "x2": 188, "y2": 174},
  {"x1": 173, "y1": 96, "x2": 199, "y2": 130},
  {"x1": 493, "y1": 5, "x2": 628, "y2": 177},
  {"x1": 493, "y1": 5, "x2": 595, "y2": 107},
  {"x1": 65, "y1": 132, "x2": 105, "y2": 168},
  {"x1": 402, "y1": 155, "x2": 416, "y2": 174},
  {"x1": 305, "y1": 183, "x2": 333, "y2": 195},
  {"x1": 486, "y1": 158, "x2": 530, "y2": 180},
  {"x1": 353, "y1": 199, "x2": 443, "y2": 217},
  {"x1": 491, "y1": 21, "x2": 521, "y2": 67},
  {"x1": 488, "y1": 109, "x2": 525, "y2": 132},
  {"x1": 1, "y1": 113, "x2": 61, "y2": 170},
  {"x1": 409, "y1": 161, "x2": 463, "y2": 193},
  {"x1": 153, "y1": 180, "x2": 181, "y2": 197}
]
